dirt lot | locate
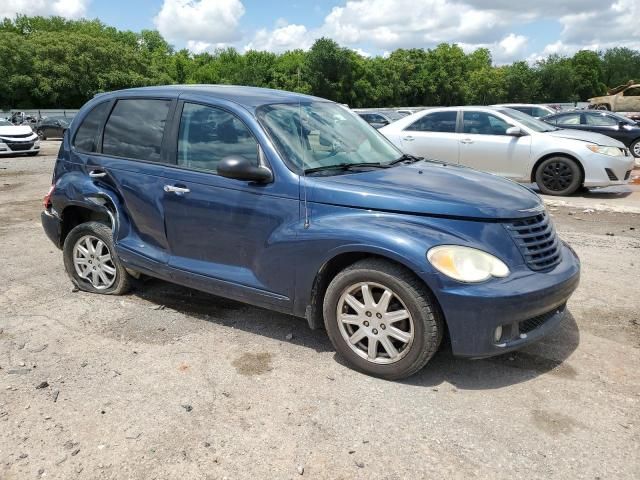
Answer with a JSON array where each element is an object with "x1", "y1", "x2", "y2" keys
[{"x1": 1, "y1": 142, "x2": 639, "y2": 479}]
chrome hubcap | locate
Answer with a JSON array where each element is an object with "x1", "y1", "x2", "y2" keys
[
  {"x1": 337, "y1": 282, "x2": 414, "y2": 364},
  {"x1": 633, "y1": 142, "x2": 640, "y2": 157},
  {"x1": 73, "y1": 235, "x2": 116, "y2": 289}
]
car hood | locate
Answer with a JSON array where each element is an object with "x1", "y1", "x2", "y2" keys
[
  {"x1": 544, "y1": 128, "x2": 625, "y2": 147},
  {"x1": 307, "y1": 161, "x2": 543, "y2": 220},
  {"x1": 0, "y1": 125, "x2": 34, "y2": 136}
]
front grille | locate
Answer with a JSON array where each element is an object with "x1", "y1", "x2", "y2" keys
[
  {"x1": 0, "y1": 133, "x2": 33, "y2": 139},
  {"x1": 505, "y1": 211, "x2": 561, "y2": 271},
  {"x1": 6, "y1": 142, "x2": 34, "y2": 151},
  {"x1": 520, "y1": 304, "x2": 565, "y2": 334},
  {"x1": 605, "y1": 168, "x2": 618, "y2": 181},
  {"x1": 625, "y1": 170, "x2": 631, "y2": 180}
]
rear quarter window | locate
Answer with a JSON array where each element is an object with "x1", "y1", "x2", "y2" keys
[
  {"x1": 102, "y1": 99, "x2": 171, "y2": 162},
  {"x1": 73, "y1": 102, "x2": 111, "y2": 153}
]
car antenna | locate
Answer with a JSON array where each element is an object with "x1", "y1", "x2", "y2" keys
[{"x1": 299, "y1": 101, "x2": 310, "y2": 229}]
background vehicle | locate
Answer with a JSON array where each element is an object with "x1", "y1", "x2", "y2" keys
[
  {"x1": 357, "y1": 111, "x2": 405, "y2": 129},
  {"x1": 0, "y1": 119, "x2": 40, "y2": 156},
  {"x1": 36, "y1": 116, "x2": 71, "y2": 140},
  {"x1": 380, "y1": 106, "x2": 635, "y2": 196},
  {"x1": 589, "y1": 81, "x2": 640, "y2": 112},
  {"x1": 542, "y1": 110, "x2": 640, "y2": 158},
  {"x1": 492, "y1": 103, "x2": 556, "y2": 118},
  {"x1": 41, "y1": 85, "x2": 579, "y2": 380}
]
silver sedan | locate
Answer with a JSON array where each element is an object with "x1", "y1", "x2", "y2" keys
[{"x1": 380, "y1": 106, "x2": 635, "y2": 196}]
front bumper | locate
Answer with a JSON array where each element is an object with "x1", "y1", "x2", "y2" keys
[
  {"x1": 423, "y1": 242, "x2": 580, "y2": 358},
  {"x1": 583, "y1": 150, "x2": 635, "y2": 186},
  {"x1": 0, "y1": 138, "x2": 40, "y2": 155}
]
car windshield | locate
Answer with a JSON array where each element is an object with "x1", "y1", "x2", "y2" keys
[
  {"x1": 383, "y1": 111, "x2": 405, "y2": 121},
  {"x1": 498, "y1": 108, "x2": 558, "y2": 132},
  {"x1": 0, "y1": 120, "x2": 11, "y2": 126},
  {"x1": 256, "y1": 102, "x2": 402, "y2": 173}
]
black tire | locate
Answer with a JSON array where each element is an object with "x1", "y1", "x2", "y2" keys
[
  {"x1": 535, "y1": 156, "x2": 582, "y2": 196},
  {"x1": 631, "y1": 139, "x2": 640, "y2": 158},
  {"x1": 596, "y1": 104, "x2": 610, "y2": 111},
  {"x1": 63, "y1": 221, "x2": 132, "y2": 295},
  {"x1": 37, "y1": 129, "x2": 46, "y2": 140},
  {"x1": 323, "y1": 258, "x2": 442, "y2": 380}
]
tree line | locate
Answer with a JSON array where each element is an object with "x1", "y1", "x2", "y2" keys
[{"x1": 1, "y1": 15, "x2": 640, "y2": 110}]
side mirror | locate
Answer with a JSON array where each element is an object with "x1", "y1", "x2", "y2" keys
[
  {"x1": 619, "y1": 121, "x2": 627, "y2": 129},
  {"x1": 217, "y1": 156, "x2": 273, "y2": 183},
  {"x1": 506, "y1": 126, "x2": 524, "y2": 136}
]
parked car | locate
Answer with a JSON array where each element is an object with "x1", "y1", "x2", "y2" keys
[
  {"x1": 36, "y1": 116, "x2": 71, "y2": 140},
  {"x1": 492, "y1": 104, "x2": 556, "y2": 119},
  {"x1": 396, "y1": 109, "x2": 416, "y2": 116},
  {"x1": 0, "y1": 119, "x2": 40, "y2": 156},
  {"x1": 357, "y1": 111, "x2": 405, "y2": 129},
  {"x1": 589, "y1": 81, "x2": 640, "y2": 112},
  {"x1": 542, "y1": 110, "x2": 640, "y2": 158},
  {"x1": 42, "y1": 86, "x2": 581, "y2": 380},
  {"x1": 380, "y1": 106, "x2": 635, "y2": 196}
]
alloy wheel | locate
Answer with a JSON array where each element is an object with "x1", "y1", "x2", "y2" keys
[
  {"x1": 336, "y1": 282, "x2": 414, "y2": 364},
  {"x1": 633, "y1": 142, "x2": 640, "y2": 157},
  {"x1": 541, "y1": 161, "x2": 573, "y2": 192},
  {"x1": 72, "y1": 235, "x2": 117, "y2": 289}
]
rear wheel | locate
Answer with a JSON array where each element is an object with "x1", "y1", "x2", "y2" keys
[
  {"x1": 63, "y1": 221, "x2": 132, "y2": 295},
  {"x1": 596, "y1": 104, "x2": 610, "y2": 111},
  {"x1": 323, "y1": 259, "x2": 442, "y2": 380},
  {"x1": 37, "y1": 129, "x2": 46, "y2": 140},
  {"x1": 535, "y1": 156, "x2": 582, "y2": 196}
]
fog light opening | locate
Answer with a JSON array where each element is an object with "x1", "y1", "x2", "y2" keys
[{"x1": 494, "y1": 325, "x2": 503, "y2": 343}]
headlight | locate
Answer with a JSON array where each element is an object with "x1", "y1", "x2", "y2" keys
[
  {"x1": 586, "y1": 144, "x2": 623, "y2": 157},
  {"x1": 427, "y1": 245, "x2": 510, "y2": 283}
]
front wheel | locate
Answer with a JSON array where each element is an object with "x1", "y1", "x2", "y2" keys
[
  {"x1": 323, "y1": 259, "x2": 442, "y2": 380},
  {"x1": 631, "y1": 139, "x2": 640, "y2": 158},
  {"x1": 37, "y1": 129, "x2": 46, "y2": 140},
  {"x1": 535, "y1": 157, "x2": 582, "y2": 196},
  {"x1": 63, "y1": 221, "x2": 132, "y2": 295}
]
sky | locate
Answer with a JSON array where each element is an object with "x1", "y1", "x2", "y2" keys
[{"x1": 2, "y1": 0, "x2": 639, "y2": 64}]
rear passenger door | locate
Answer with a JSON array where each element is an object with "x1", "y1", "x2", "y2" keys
[
  {"x1": 399, "y1": 110, "x2": 460, "y2": 163},
  {"x1": 160, "y1": 100, "x2": 299, "y2": 308},
  {"x1": 76, "y1": 97, "x2": 176, "y2": 266}
]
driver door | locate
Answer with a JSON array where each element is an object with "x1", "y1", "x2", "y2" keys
[
  {"x1": 161, "y1": 101, "x2": 299, "y2": 308},
  {"x1": 458, "y1": 111, "x2": 531, "y2": 181}
]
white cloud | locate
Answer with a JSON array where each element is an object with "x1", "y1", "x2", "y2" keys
[
  {"x1": 244, "y1": 23, "x2": 312, "y2": 53},
  {"x1": 0, "y1": 0, "x2": 89, "y2": 20},
  {"x1": 154, "y1": 0, "x2": 245, "y2": 45}
]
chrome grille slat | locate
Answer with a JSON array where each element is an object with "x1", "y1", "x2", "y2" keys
[{"x1": 506, "y1": 212, "x2": 561, "y2": 271}]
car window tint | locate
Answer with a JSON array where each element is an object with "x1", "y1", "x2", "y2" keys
[
  {"x1": 512, "y1": 106, "x2": 533, "y2": 116},
  {"x1": 370, "y1": 114, "x2": 386, "y2": 122},
  {"x1": 623, "y1": 87, "x2": 640, "y2": 96},
  {"x1": 406, "y1": 111, "x2": 457, "y2": 133},
  {"x1": 545, "y1": 117, "x2": 558, "y2": 125},
  {"x1": 102, "y1": 99, "x2": 171, "y2": 161},
  {"x1": 555, "y1": 113, "x2": 581, "y2": 125},
  {"x1": 532, "y1": 107, "x2": 549, "y2": 117},
  {"x1": 73, "y1": 102, "x2": 110, "y2": 153},
  {"x1": 463, "y1": 112, "x2": 511, "y2": 135},
  {"x1": 177, "y1": 103, "x2": 258, "y2": 172},
  {"x1": 585, "y1": 113, "x2": 618, "y2": 126}
]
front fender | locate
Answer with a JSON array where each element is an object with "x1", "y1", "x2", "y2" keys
[{"x1": 292, "y1": 203, "x2": 524, "y2": 317}]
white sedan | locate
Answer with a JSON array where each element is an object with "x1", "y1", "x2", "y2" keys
[
  {"x1": 380, "y1": 106, "x2": 635, "y2": 196},
  {"x1": 0, "y1": 120, "x2": 40, "y2": 156}
]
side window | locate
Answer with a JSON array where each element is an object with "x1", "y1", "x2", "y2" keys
[
  {"x1": 623, "y1": 87, "x2": 640, "y2": 96},
  {"x1": 545, "y1": 117, "x2": 558, "y2": 125},
  {"x1": 359, "y1": 114, "x2": 372, "y2": 122},
  {"x1": 406, "y1": 111, "x2": 457, "y2": 133},
  {"x1": 177, "y1": 103, "x2": 258, "y2": 172},
  {"x1": 533, "y1": 107, "x2": 550, "y2": 117},
  {"x1": 102, "y1": 99, "x2": 171, "y2": 162},
  {"x1": 370, "y1": 114, "x2": 386, "y2": 123},
  {"x1": 73, "y1": 102, "x2": 110, "y2": 153},
  {"x1": 585, "y1": 114, "x2": 618, "y2": 126},
  {"x1": 555, "y1": 113, "x2": 581, "y2": 125},
  {"x1": 463, "y1": 112, "x2": 511, "y2": 135},
  {"x1": 513, "y1": 106, "x2": 533, "y2": 116}
]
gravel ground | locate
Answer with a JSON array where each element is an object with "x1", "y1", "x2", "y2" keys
[{"x1": 1, "y1": 142, "x2": 639, "y2": 479}]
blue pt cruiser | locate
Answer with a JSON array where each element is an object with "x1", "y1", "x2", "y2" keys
[{"x1": 41, "y1": 86, "x2": 580, "y2": 379}]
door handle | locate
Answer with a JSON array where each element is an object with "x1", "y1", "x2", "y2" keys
[
  {"x1": 460, "y1": 138, "x2": 473, "y2": 144},
  {"x1": 402, "y1": 136, "x2": 415, "y2": 142},
  {"x1": 164, "y1": 185, "x2": 190, "y2": 195},
  {"x1": 89, "y1": 170, "x2": 107, "y2": 178}
]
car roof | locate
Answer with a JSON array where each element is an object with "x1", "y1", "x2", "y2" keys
[
  {"x1": 492, "y1": 103, "x2": 551, "y2": 108},
  {"x1": 99, "y1": 85, "x2": 328, "y2": 110}
]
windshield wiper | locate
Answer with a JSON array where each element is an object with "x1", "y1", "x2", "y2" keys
[
  {"x1": 304, "y1": 162, "x2": 388, "y2": 174},
  {"x1": 389, "y1": 153, "x2": 423, "y2": 165}
]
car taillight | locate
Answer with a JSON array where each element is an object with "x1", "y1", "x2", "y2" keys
[{"x1": 43, "y1": 184, "x2": 55, "y2": 209}]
